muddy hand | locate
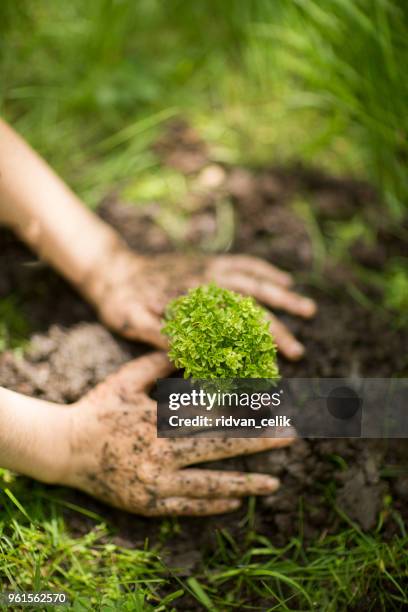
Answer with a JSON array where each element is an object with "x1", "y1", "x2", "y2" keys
[
  {"x1": 62, "y1": 352, "x2": 294, "y2": 516},
  {"x1": 85, "y1": 248, "x2": 316, "y2": 360}
]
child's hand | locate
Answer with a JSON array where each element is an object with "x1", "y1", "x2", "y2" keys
[
  {"x1": 85, "y1": 248, "x2": 316, "y2": 360},
  {"x1": 63, "y1": 352, "x2": 294, "y2": 516}
]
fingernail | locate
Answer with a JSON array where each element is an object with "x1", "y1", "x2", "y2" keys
[
  {"x1": 251, "y1": 474, "x2": 280, "y2": 493},
  {"x1": 228, "y1": 499, "x2": 242, "y2": 510},
  {"x1": 302, "y1": 298, "x2": 317, "y2": 317},
  {"x1": 263, "y1": 476, "x2": 280, "y2": 493},
  {"x1": 281, "y1": 274, "x2": 294, "y2": 287},
  {"x1": 289, "y1": 341, "x2": 305, "y2": 360}
]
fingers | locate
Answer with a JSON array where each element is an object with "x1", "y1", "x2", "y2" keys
[
  {"x1": 119, "y1": 306, "x2": 169, "y2": 349},
  {"x1": 105, "y1": 351, "x2": 175, "y2": 392},
  {"x1": 134, "y1": 351, "x2": 176, "y2": 390},
  {"x1": 143, "y1": 496, "x2": 242, "y2": 516},
  {"x1": 152, "y1": 468, "x2": 279, "y2": 498},
  {"x1": 215, "y1": 254, "x2": 294, "y2": 288},
  {"x1": 222, "y1": 273, "x2": 316, "y2": 318},
  {"x1": 265, "y1": 312, "x2": 305, "y2": 360},
  {"x1": 169, "y1": 436, "x2": 294, "y2": 468}
]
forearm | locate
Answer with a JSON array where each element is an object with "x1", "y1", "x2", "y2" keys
[
  {"x1": 0, "y1": 387, "x2": 71, "y2": 483},
  {"x1": 0, "y1": 118, "x2": 124, "y2": 291}
]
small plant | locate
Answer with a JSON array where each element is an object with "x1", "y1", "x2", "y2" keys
[{"x1": 162, "y1": 283, "x2": 278, "y2": 379}]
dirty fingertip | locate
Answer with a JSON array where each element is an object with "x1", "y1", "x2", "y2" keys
[
  {"x1": 292, "y1": 342, "x2": 305, "y2": 359},
  {"x1": 257, "y1": 475, "x2": 280, "y2": 493},
  {"x1": 283, "y1": 340, "x2": 305, "y2": 361},
  {"x1": 302, "y1": 298, "x2": 317, "y2": 318},
  {"x1": 281, "y1": 272, "x2": 294, "y2": 287},
  {"x1": 225, "y1": 499, "x2": 242, "y2": 511}
]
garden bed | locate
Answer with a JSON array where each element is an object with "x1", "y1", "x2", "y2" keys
[{"x1": 0, "y1": 125, "x2": 407, "y2": 608}]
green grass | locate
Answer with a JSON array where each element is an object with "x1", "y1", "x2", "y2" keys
[
  {"x1": 1, "y1": 472, "x2": 407, "y2": 611},
  {"x1": 1, "y1": 1, "x2": 407, "y2": 212},
  {"x1": 0, "y1": 297, "x2": 30, "y2": 353},
  {"x1": 244, "y1": 0, "x2": 408, "y2": 217}
]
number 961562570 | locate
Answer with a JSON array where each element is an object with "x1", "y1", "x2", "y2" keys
[{"x1": 0, "y1": 591, "x2": 69, "y2": 607}]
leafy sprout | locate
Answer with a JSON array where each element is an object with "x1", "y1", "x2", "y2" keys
[{"x1": 162, "y1": 283, "x2": 278, "y2": 380}]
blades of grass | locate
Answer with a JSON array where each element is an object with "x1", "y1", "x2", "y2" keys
[
  {"x1": 33, "y1": 557, "x2": 42, "y2": 591},
  {"x1": 96, "y1": 108, "x2": 178, "y2": 152},
  {"x1": 157, "y1": 588, "x2": 184, "y2": 607},
  {"x1": 249, "y1": 568, "x2": 313, "y2": 607},
  {"x1": 292, "y1": 199, "x2": 327, "y2": 273},
  {"x1": 381, "y1": 567, "x2": 407, "y2": 600},
  {"x1": 390, "y1": 510, "x2": 407, "y2": 538},
  {"x1": 36, "y1": 493, "x2": 104, "y2": 521},
  {"x1": 186, "y1": 577, "x2": 216, "y2": 611},
  {"x1": 2, "y1": 488, "x2": 32, "y2": 522},
  {"x1": 202, "y1": 198, "x2": 235, "y2": 253}
]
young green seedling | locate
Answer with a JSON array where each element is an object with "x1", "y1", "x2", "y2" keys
[{"x1": 162, "y1": 282, "x2": 278, "y2": 379}]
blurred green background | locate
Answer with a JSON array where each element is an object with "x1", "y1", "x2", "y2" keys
[{"x1": 1, "y1": 0, "x2": 407, "y2": 214}]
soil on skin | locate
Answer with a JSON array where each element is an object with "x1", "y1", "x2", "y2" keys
[{"x1": 0, "y1": 121, "x2": 407, "y2": 605}]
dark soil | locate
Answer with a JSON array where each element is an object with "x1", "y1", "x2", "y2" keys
[{"x1": 0, "y1": 121, "x2": 407, "y2": 607}]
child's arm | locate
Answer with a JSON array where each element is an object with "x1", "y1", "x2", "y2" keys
[
  {"x1": 0, "y1": 353, "x2": 293, "y2": 516},
  {"x1": 0, "y1": 118, "x2": 316, "y2": 359},
  {"x1": 0, "y1": 118, "x2": 123, "y2": 289},
  {"x1": 0, "y1": 385, "x2": 72, "y2": 484}
]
